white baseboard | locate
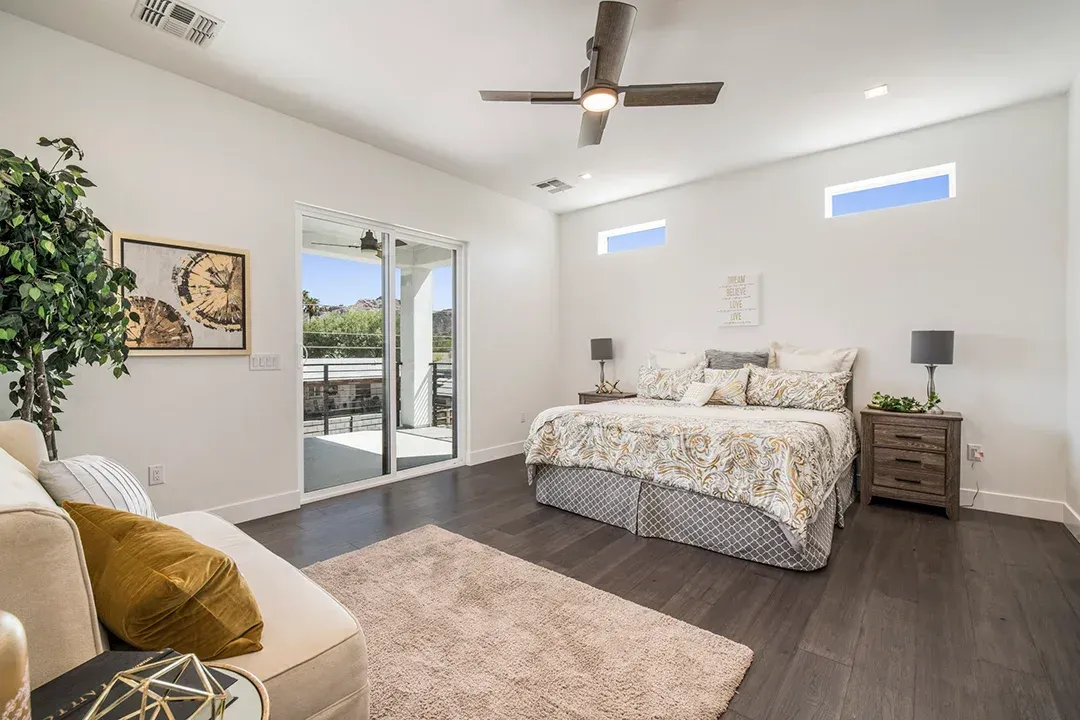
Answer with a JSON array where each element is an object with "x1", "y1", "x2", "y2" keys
[
  {"x1": 1064, "y1": 502, "x2": 1080, "y2": 545},
  {"x1": 467, "y1": 441, "x2": 524, "y2": 466},
  {"x1": 959, "y1": 487, "x2": 1063, "y2": 522},
  {"x1": 209, "y1": 489, "x2": 302, "y2": 524}
]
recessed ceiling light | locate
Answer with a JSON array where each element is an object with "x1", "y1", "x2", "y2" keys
[
  {"x1": 864, "y1": 84, "x2": 889, "y2": 100},
  {"x1": 579, "y1": 172, "x2": 593, "y2": 180}
]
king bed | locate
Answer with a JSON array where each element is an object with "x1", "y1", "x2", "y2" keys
[{"x1": 524, "y1": 348, "x2": 860, "y2": 571}]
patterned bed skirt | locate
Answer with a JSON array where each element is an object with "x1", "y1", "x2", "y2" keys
[{"x1": 533, "y1": 463, "x2": 856, "y2": 571}]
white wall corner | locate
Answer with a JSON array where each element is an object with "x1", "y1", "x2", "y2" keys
[
  {"x1": 208, "y1": 490, "x2": 302, "y2": 524},
  {"x1": 959, "y1": 487, "x2": 1064, "y2": 523},
  {"x1": 467, "y1": 441, "x2": 524, "y2": 466}
]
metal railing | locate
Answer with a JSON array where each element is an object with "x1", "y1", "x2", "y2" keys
[{"x1": 302, "y1": 359, "x2": 453, "y2": 438}]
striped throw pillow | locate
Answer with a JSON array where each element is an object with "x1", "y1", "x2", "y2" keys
[{"x1": 37, "y1": 456, "x2": 158, "y2": 519}]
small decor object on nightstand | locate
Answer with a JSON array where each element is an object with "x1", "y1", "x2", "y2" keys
[
  {"x1": 911, "y1": 330, "x2": 954, "y2": 415},
  {"x1": 590, "y1": 338, "x2": 617, "y2": 393},
  {"x1": 85, "y1": 653, "x2": 227, "y2": 720},
  {"x1": 0, "y1": 611, "x2": 30, "y2": 720}
]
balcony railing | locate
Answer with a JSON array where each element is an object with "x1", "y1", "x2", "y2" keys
[{"x1": 302, "y1": 358, "x2": 453, "y2": 438}]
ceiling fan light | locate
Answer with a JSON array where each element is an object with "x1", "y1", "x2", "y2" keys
[{"x1": 581, "y1": 87, "x2": 618, "y2": 113}]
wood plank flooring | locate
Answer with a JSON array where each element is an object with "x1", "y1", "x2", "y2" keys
[{"x1": 238, "y1": 455, "x2": 1080, "y2": 720}]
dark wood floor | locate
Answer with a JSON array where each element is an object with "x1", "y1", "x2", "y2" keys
[{"x1": 238, "y1": 456, "x2": 1080, "y2": 720}]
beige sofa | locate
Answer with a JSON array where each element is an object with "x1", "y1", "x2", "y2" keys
[{"x1": 0, "y1": 420, "x2": 369, "y2": 720}]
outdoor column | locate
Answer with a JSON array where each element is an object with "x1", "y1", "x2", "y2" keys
[{"x1": 399, "y1": 267, "x2": 433, "y2": 428}]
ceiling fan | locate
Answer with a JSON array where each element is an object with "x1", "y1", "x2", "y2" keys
[
  {"x1": 479, "y1": 1, "x2": 724, "y2": 148},
  {"x1": 309, "y1": 230, "x2": 406, "y2": 260}
]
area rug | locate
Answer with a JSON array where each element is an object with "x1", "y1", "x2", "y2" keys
[{"x1": 304, "y1": 524, "x2": 753, "y2": 719}]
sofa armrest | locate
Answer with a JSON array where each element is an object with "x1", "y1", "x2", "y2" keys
[{"x1": 0, "y1": 505, "x2": 103, "y2": 688}]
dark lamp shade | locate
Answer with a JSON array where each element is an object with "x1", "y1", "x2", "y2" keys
[
  {"x1": 590, "y1": 338, "x2": 614, "y2": 361},
  {"x1": 911, "y1": 330, "x2": 954, "y2": 365}
]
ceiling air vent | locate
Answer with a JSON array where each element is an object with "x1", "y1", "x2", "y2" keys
[
  {"x1": 533, "y1": 178, "x2": 573, "y2": 195},
  {"x1": 132, "y1": 0, "x2": 223, "y2": 47}
]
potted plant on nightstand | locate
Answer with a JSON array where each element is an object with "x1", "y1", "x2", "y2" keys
[{"x1": 0, "y1": 137, "x2": 137, "y2": 460}]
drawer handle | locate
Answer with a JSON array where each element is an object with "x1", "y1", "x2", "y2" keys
[
  {"x1": 895, "y1": 458, "x2": 922, "y2": 465},
  {"x1": 895, "y1": 477, "x2": 923, "y2": 484},
  {"x1": 895, "y1": 434, "x2": 923, "y2": 441}
]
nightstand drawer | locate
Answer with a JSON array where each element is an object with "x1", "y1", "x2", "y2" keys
[
  {"x1": 872, "y1": 467, "x2": 946, "y2": 496},
  {"x1": 873, "y1": 423, "x2": 947, "y2": 452},
  {"x1": 873, "y1": 446, "x2": 946, "y2": 475}
]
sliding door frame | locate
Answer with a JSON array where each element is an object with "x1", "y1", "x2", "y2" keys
[{"x1": 295, "y1": 202, "x2": 468, "y2": 503}]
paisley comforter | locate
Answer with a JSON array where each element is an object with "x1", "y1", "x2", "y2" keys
[{"x1": 524, "y1": 398, "x2": 859, "y2": 549}]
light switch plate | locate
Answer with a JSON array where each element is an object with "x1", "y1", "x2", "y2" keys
[{"x1": 249, "y1": 354, "x2": 281, "y2": 371}]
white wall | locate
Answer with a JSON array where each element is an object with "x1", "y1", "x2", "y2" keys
[
  {"x1": 1067, "y1": 74, "x2": 1080, "y2": 538},
  {"x1": 0, "y1": 13, "x2": 559, "y2": 520},
  {"x1": 559, "y1": 97, "x2": 1069, "y2": 520}
]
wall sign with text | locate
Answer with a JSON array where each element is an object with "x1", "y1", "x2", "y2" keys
[{"x1": 719, "y1": 273, "x2": 760, "y2": 327}]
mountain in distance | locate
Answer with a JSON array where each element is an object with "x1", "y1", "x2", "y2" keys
[{"x1": 314, "y1": 296, "x2": 452, "y2": 335}]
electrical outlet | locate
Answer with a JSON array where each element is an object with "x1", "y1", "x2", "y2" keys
[
  {"x1": 966, "y1": 444, "x2": 984, "y2": 462},
  {"x1": 519, "y1": 412, "x2": 526, "y2": 424},
  {"x1": 148, "y1": 464, "x2": 165, "y2": 486}
]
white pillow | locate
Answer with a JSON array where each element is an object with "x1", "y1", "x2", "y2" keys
[
  {"x1": 680, "y1": 381, "x2": 717, "y2": 407},
  {"x1": 649, "y1": 349, "x2": 706, "y2": 370},
  {"x1": 769, "y1": 342, "x2": 858, "y2": 373},
  {"x1": 38, "y1": 455, "x2": 158, "y2": 519}
]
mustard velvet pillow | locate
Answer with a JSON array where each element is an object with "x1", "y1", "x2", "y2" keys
[{"x1": 64, "y1": 501, "x2": 263, "y2": 660}]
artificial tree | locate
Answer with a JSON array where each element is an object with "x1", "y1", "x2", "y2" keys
[{"x1": 0, "y1": 137, "x2": 137, "y2": 460}]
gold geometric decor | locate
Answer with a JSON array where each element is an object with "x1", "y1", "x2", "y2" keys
[
  {"x1": 112, "y1": 234, "x2": 251, "y2": 356},
  {"x1": 83, "y1": 654, "x2": 226, "y2": 720},
  {"x1": 0, "y1": 611, "x2": 31, "y2": 720}
]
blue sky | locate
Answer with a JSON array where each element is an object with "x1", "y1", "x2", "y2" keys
[{"x1": 302, "y1": 253, "x2": 453, "y2": 310}]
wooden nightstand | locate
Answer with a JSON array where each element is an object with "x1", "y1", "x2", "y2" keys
[
  {"x1": 860, "y1": 408, "x2": 963, "y2": 519},
  {"x1": 578, "y1": 391, "x2": 636, "y2": 404}
]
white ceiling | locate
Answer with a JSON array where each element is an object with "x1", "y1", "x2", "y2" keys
[{"x1": 4, "y1": 0, "x2": 1080, "y2": 213}]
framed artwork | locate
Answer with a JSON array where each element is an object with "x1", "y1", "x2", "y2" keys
[{"x1": 112, "y1": 233, "x2": 251, "y2": 356}]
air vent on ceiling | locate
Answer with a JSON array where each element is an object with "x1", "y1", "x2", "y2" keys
[
  {"x1": 132, "y1": 0, "x2": 223, "y2": 47},
  {"x1": 533, "y1": 178, "x2": 574, "y2": 195}
]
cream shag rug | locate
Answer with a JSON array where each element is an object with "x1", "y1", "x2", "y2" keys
[{"x1": 304, "y1": 525, "x2": 753, "y2": 719}]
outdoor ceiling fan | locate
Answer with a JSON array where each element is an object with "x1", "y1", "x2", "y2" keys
[
  {"x1": 479, "y1": 1, "x2": 724, "y2": 147},
  {"x1": 309, "y1": 230, "x2": 406, "y2": 260}
]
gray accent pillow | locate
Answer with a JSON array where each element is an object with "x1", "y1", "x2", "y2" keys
[
  {"x1": 705, "y1": 349, "x2": 769, "y2": 370},
  {"x1": 37, "y1": 455, "x2": 158, "y2": 519}
]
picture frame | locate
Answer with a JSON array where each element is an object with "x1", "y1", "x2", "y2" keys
[{"x1": 111, "y1": 233, "x2": 251, "y2": 356}]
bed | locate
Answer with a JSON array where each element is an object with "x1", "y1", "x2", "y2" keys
[{"x1": 524, "y1": 397, "x2": 859, "y2": 571}]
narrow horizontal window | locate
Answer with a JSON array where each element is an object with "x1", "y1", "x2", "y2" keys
[
  {"x1": 825, "y1": 163, "x2": 956, "y2": 218},
  {"x1": 598, "y1": 220, "x2": 666, "y2": 255}
]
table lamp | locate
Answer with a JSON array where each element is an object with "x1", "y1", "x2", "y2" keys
[
  {"x1": 911, "y1": 330, "x2": 953, "y2": 414},
  {"x1": 591, "y1": 338, "x2": 614, "y2": 393}
]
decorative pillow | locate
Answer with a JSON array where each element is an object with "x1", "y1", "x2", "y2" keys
[
  {"x1": 38, "y1": 455, "x2": 157, "y2": 519},
  {"x1": 769, "y1": 342, "x2": 858, "y2": 373},
  {"x1": 703, "y1": 367, "x2": 749, "y2": 406},
  {"x1": 680, "y1": 381, "x2": 717, "y2": 407},
  {"x1": 63, "y1": 501, "x2": 264, "y2": 660},
  {"x1": 638, "y1": 363, "x2": 706, "y2": 400},
  {"x1": 705, "y1": 349, "x2": 769, "y2": 370},
  {"x1": 746, "y1": 365, "x2": 851, "y2": 411},
  {"x1": 648, "y1": 349, "x2": 706, "y2": 370}
]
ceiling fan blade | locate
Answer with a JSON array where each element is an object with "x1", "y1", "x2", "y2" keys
[
  {"x1": 578, "y1": 110, "x2": 608, "y2": 148},
  {"x1": 621, "y1": 81, "x2": 724, "y2": 107},
  {"x1": 479, "y1": 90, "x2": 576, "y2": 104},
  {"x1": 310, "y1": 242, "x2": 363, "y2": 249},
  {"x1": 592, "y1": 1, "x2": 637, "y2": 87}
]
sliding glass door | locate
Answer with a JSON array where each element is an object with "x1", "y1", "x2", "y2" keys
[{"x1": 298, "y1": 207, "x2": 462, "y2": 498}]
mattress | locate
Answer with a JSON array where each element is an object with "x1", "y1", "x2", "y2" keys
[{"x1": 525, "y1": 398, "x2": 859, "y2": 551}]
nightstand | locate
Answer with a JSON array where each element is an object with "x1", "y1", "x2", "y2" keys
[
  {"x1": 578, "y1": 391, "x2": 636, "y2": 404},
  {"x1": 860, "y1": 408, "x2": 963, "y2": 519}
]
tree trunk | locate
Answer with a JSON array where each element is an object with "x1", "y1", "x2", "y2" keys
[
  {"x1": 33, "y1": 350, "x2": 57, "y2": 461},
  {"x1": 18, "y1": 364, "x2": 34, "y2": 423}
]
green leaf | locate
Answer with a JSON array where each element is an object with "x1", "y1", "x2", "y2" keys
[
  {"x1": 11, "y1": 214, "x2": 24, "y2": 227},
  {"x1": 40, "y1": 239, "x2": 55, "y2": 255},
  {"x1": 53, "y1": 283, "x2": 64, "y2": 294},
  {"x1": 28, "y1": 287, "x2": 41, "y2": 301},
  {"x1": 0, "y1": 245, "x2": 8, "y2": 258},
  {"x1": 37, "y1": 138, "x2": 52, "y2": 147},
  {"x1": 75, "y1": 177, "x2": 96, "y2": 188}
]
